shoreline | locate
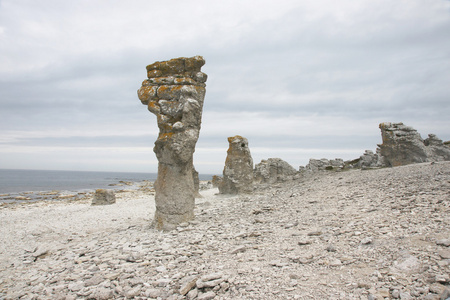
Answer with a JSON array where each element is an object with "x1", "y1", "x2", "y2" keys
[{"x1": 0, "y1": 180, "x2": 154, "y2": 205}]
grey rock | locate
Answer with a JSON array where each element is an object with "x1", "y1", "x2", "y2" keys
[
  {"x1": 200, "y1": 272, "x2": 223, "y2": 282},
  {"x1": 124, "y1": 286, "x2": 141, "y2": 298},
  {"x1": 392, "y1": 254, "x2": 421, "y2": 273},
  {"x1": 179, "y1": 275, "x2": 198, "y2": 295},
  {"x1": 230, "y1": 245, "x2": 246, "y2": 254},
  {"x1": 361, "y1": 237, "x2": 373, "y2": 245},
  {"x1": 254, "y1": 158, "x2": 298, "y2": 184},
  {"x1": 392, "y1": 289, "x2": 400, "y2": 298},
  {"x1": 301, "y1": 158, "x2": 344, "y2": 172},
  {"x1": 156, "y1": 278, "x2": 172, "y2": 287},
  {"x1": 436, "y1": 239, "x2": 450, "y2": 247},
  {"x1": 91, "y1": 287, "x2": 114, "y2": 300},
  {"x1": 357, "y1": 150, "x2": 384, "y2": 169},
  {"x1": 197, "y1": 273, "x2": 224, "y2": 289},
  {"x1": 85, "y1": 274, "x2": 104, "y2": 287},
  {"x1": 378, "y1": 122, "x2": 450, "y2": 166},
  {"x1": 326, "y1": 244, "x2": 336, "y2": 252},
  {"x1": 91, "y1": 189, "x2": 116, "y2": 205},
  {"x1": 137, "y1": 56, "x2": 207, "y2": 230},
  {"x1": 440, "y1": 288, "x2": 450, "y2": 300},
  {"x1": 198, "y1": 291, "x2": 216, "y2": 300},
  {"x1": 399, "y1": 292, "x2": 412, "y2": 300},
  {"x1": 32, "y1": 245, "x2": 49, "y2": 259},
  {"x1": 438, "y1": 249, "x2": 450, "y2": 259},
  {"x1": 219, "y1": 135, "x2": 254, "y2": 194},
  {"x1": 68, "y1": 282, "x2": 84, "y2": 292},
  {"x1": 144, "y1": 288, "x2": 161, "y2": 298},
  {"x1": 187, "y1": 288, "x2": 198, "y2": 299}
]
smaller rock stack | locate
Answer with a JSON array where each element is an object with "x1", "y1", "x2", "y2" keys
[{"x1": 219, "y1": 136, "x2": 254, "y2": 194}]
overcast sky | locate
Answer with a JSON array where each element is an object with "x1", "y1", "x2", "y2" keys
[{"x1": 1, "y1": 0, "x2": 449, "y2": 174}]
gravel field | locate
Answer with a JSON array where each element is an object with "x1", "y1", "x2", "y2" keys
[{"x1": 0, "y1": 162, "x2": 449, "y2": 299}]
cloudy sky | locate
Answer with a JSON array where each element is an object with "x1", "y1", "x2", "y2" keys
[{"x1": 1, "y1": 0, "x2": 449, "y2": 174}]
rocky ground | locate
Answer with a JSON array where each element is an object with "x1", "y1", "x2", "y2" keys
[{"x1": 0, "y1": 162, "x2": 449, "y2": 300}]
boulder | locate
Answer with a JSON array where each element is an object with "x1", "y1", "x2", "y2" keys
[
  {"x1": 219, "y1": 136, "x2": 253, "y2": 194},
  {"x1": 91, "y1": 189, "x2": 116, "y2": 206},
  {"x1": 137, "y1": 56, "x2": 207, "y2": 230},
  {"x1": 254, "y1": 158, "x2": 298, "y2": 184}
]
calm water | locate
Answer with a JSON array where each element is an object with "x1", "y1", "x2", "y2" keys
[{"x1": 0, "y1": 169, "x2": 214, "y2": 194}]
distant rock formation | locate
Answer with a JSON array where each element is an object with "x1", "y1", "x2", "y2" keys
[
  {"x1": 378, "y1": 122, "x2": 450, "y2": 167},
  {"x1": 299, "y1": 158, "x2": 345, "y2": 172},
  {"x1": 254, "y1": 158, "x2": 298, "y2": 184},
  {"x1": 91, "y1": 189, "x2": 116, "y2": 206},
  {"x1": 137, "y1": 56, "x2": 207, "y2": 230},
  {"x1": 353, "y1": 149, "x2": 386, "y2": 169},
  {"x1": 299, "y1": 122, "x2": 450, "y2": 172},
  {"x1": 219, "y1": 136, "x2": 254, "y2": 194}
]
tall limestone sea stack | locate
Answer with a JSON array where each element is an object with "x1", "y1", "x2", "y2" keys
[{"x1": 137, "y1": 56, "x2": 207, "y2": 230}]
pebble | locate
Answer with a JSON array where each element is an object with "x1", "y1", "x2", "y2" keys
[
  {"x1": 198, "y1": 291, "x2": 216, "y2": 300},
  {"x1": 179, "y1": 276, "x2": 198, "y2": 295},
  {"x1": 361, "y1": 237, "x2": 373, "y2": 245},
  {"x1": 436, "y1": 239, "x2": 450, "y2": 247}
]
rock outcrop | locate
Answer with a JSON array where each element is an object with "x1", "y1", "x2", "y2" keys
[
  {"x1": 254, "y1": 158, "x2": 298, "y2": 184},
  {"x1": 299, "y1": 122, "x2": 450, "y2": 172},
  {"x1": 137, "y1": 56, "x2": 207, "y2": 230},
  {"x1": 378, "y1": 122, "x2": 450, "y2": 167},
  {"x1": 91, "y1": 189, "x2": 116, "y2": 206},
  {"x1": 219, "y1": 136, "x2": 253, "y2": 194},
  {"x1": 299, "y1": 158, "x2": 345, "y2": 172}
]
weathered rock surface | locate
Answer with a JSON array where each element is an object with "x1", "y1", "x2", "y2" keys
[
  {"x1": 424, "y1": 134, "x2": 450, "y2": 162},
  {"x1": 356, "y1": 149, "x2": 384, "y2": 169},
  {"x1": 300, "y1": 158, "x2": 345, "y2": 172},
  {"x1": 91, "y1": 189, "x2": 115, "y2": 205},
  {"x1": 193, "y1": 168, "x2": 202, "y2": 198},
  {"x1": 137, "y1": 56, "x2": 207, "y2": 230},
  {"x1": 1, "y1": 162, "x2": 449, "y2": 299},
  {"x1": 254, "y1": 158, "x2": 298, "y2": 184},
  {"x1": 379, "y1": 122, "x2": 450, "y2": 167},
  {"x1": 211, "y1": 175, "x2": 222, "y2": 188},
  {"x1": 219, "y1": 135, "x2": 254, "y2": 194}
]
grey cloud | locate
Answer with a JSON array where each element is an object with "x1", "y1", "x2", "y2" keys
[{"x1": 0, "y1": 0, "x2": 449, "y2": 173}]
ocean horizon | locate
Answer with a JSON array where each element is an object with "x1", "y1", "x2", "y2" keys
[{"x1": 0, "y1": 168, "x2": 215, "y2": 195}]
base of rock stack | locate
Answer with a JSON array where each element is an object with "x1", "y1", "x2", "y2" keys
[{"x1": 152, "y1": 210, "x2": 195, "y2": 231}]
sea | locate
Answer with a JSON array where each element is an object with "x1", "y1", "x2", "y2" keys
[{"x1": 0, "y1": 169, "x2": 214, "y2": 203}]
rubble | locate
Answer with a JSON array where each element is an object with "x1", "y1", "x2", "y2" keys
[{"x1": 1, "y1": 162, "x2": 449, "y2": 299}]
